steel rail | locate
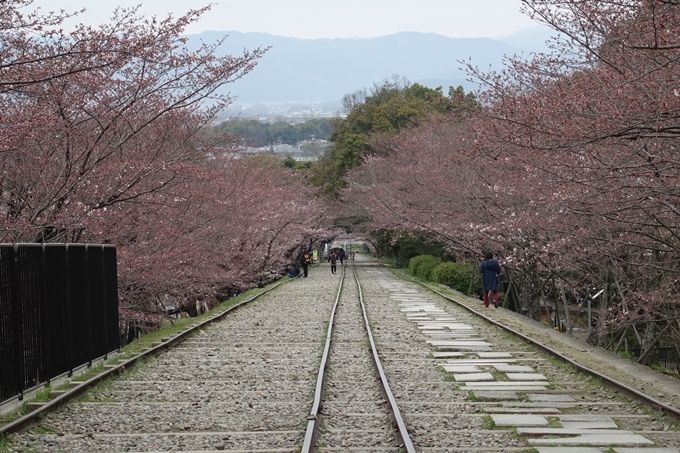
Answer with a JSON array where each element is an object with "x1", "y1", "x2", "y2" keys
[
  {"x1": 353, "y1": 263, "x2": 416, "y2": 452},
  {"x1": 300, "y1": 264, "x2": 345, "y2": 452},
  {"x1": 0, "y1": 282, "x2": 284, "y2": 435},
  {"x1": 415, "y1": 280, "x2": 680, "y2": 422}
]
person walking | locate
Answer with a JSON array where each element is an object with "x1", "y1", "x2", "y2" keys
[
  {"x1": 480, "y1": 252, "x2": 501, "y2": 308},
  {"x1": 338, "y1": 249, "x2": 345, "y2": 266},
  {"x1": 329, "y1": 252, "x2": 337, "y2": 274},
  {"x1": 300, "y1": 252, "x2": 311, "y2": 278}
]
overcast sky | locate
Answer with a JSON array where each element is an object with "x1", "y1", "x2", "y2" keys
[{"x1": 26, "y1": 0, "x2": 539, "y2": 39}]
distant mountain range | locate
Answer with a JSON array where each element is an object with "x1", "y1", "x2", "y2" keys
[{"x1": 186, "y1": 27, "x2": 555, "y2": 105}]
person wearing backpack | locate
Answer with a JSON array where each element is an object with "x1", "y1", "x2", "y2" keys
[
  {"x1": 300, "y1": 252, "x2": 311, "y2": 278},
  {"x1": 329, "y1": 252, "x2": 338, "y2": 274}
]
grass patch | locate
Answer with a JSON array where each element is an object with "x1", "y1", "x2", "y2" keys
[
  {"x1": 0, "y1": 434, "x2": 8, "y2": 452},
  {"x1": 73, "y1": 361, "x2": 106, "y2": 382},
  {"x1": 491, "y1": 370, "x2": 507, "y2": 381},
  {"x1": 546, "y1": 417, "x2": 562, "y2": 428},
  {"x1": 618, "y1": 350, "x2": 634, "y2": 360},
  {"x1": 654, "y1": 410, "x2": 667, "y2": 421},
  {"x1": 465, "y1": 391, "x2": 479, "y2": 402},
  {"x1": 481, "y1": 415, "x2": 497, "y2": 430},
  {"x1": 32, "y1": 424, "x2": 57, "y2": 435},
  {"x1": 377, "y1": 257, "x2": 396, "y2": 267},
  {"x1": 32, "y1": 386, "x2": 52, "y2": 403}
]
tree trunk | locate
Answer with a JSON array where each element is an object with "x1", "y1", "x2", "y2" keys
[
  {"x1": 614, "y1": 326, "x2": 629, "y2": 354},
  {"x1": 637, "y1": 323, "x2": 671, "y2": 365},
  {"x1": 558, "y1": 281, "x2": 572, "y2": 335}
]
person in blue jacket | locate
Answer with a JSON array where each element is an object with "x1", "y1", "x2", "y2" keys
[{"x1": 480, "y1": 252, "x2": 501, "y2": 308}]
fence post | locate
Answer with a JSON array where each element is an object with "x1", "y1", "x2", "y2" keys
[
  {"x1": 101, "y1": 245, "x2": 109, "y2": 360},
  {"x1": 11, "y1": 245, "x2": 24, "y2": 400},
  {"x1": 40, "y1": 244, "x2": 50, "y2": 385},
  {"x1": 64, "y1": 244, "x2": 75, "y2": 376}
]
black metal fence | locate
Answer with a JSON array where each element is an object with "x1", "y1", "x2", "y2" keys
[{"x1": 0, "y1": 244, "x2": 119, "y2": 403}]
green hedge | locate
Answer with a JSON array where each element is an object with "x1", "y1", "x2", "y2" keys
[
  {"x1": 433, "y1": 262, "x2": 480, "y2": 295},
  {"x1": 408, "y1": 255, "x2": 441, "y2": 280}
]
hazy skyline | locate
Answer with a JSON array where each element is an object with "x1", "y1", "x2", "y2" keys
[{"x1": 26, "y1": 0, "x2": 541, "y2": 39}]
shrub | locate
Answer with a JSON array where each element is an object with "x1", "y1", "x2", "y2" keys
[
  {"x1": 409, "y1": 255, "x2": 441, "y2": 280},
  {"x1": 433, "y1": 262, "x2": 480, "y2": 295},
  {"x1": 409, "y1": 255, "x2": 430, "y2": 274}
]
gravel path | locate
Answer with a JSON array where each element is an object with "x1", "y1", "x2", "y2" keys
[
  {"x1": 315, "y1": 265, "x2": 395, "y2": 450},
  {"x1": 356, "y1": 256, "x2": 680, "y2": 451},
  {"x1": 8, "y1": 272, "x2": 337, "y2": 453}
]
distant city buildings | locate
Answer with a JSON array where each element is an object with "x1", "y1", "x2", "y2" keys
[
  {"x1": 217, "y1": 101, "x2": 345, "y2": 124},
  {"x1": 244, "y1": 139, "x2": 331, "y2": 162}
]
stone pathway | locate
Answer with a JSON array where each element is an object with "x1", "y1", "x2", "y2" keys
[{"x1": 366, "y1": 259, "x2": 680, "y2": 452}]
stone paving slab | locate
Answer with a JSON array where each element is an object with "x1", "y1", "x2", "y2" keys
[
  {"x1": 493, "y1": 364, "x2": 536, "y2": 373},
  {"x1": 528, "y1": 394, "x2": 575, "y2": 402},
  {"x1": 558, "y1": 415, "x2": 618, "y2": 430},
  {"x1": 486, "y1": 407, "x2": 560, "y2": 414},
  {"x1": 428, "y1": 340, "x2": 492, "y2": 347},
  {"x1": 472, "y1": 390, "x2": 518, "y2": 401},
  {"x1": 615, "y1": 449, "x2": 680, "y2": 453},
  {"x1": 491, "y1": 414, "x2": 549, "y2": 427},
  {"x1": 502, "y1": 402, "x2": 578, "y2": 409},
  {"x1": 477, "y1": 352, "x2": 514, "y2": 359},
  {"x1": 461, "y1": 381, "x2": 548, "y2": 387},
  {"x1": 559, "y1": 415, "x2": 615, "y2": 422},
  {"x1": 445, "y1": 359, "x2": 515, "y2": 364},
  {"x1": 518, "y1": 428, "x2": 654, "y2": 446},
  {"x1": 462, "y1": 385, "x2": 548, "y2": 391},
  {"x1": 452, "y1": 373, "x2": 494, "y2": 382},
  {"x1": 425, "y1": 333, "x2": 478, "y2": 338},
  {"x1": 425, "y1": 325, "x2": 476, "y2": 331},
  {"x1": 432, "y1": 352, "x2": 467, "y2": 358},
  {"x1": 529, "y1": 434, "x2": 653, "y2": 446},
  {"x1": 561, "y1": 420, "x2": 619, "y2": 429},
  {"x1": 442, "y1": 365, "x2": 481, "y2": 373},
  {"x1": 537, "y1": 449, "x2": 603, "y2": 453},
  {"x1": 506, "y1": 373, "x2": 548, "y2": 381}
]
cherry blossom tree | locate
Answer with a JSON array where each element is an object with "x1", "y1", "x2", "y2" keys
[
  {"x1": 1, "y1": 1, "x2": 336, "y2": 333},
  {"x1": 345, "y1": 1, "x2": 680, "y2": 361}
]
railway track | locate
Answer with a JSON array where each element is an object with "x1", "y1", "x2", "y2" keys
[{"x1": 4, "y1": 254, "x2": 680, "y2": 452}]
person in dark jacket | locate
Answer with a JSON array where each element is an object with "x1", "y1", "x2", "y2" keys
[
  {"x1": 338, "y1": 248, "x2": 346, "y2": 266},
  {"x1": 287, "y1": 263, "x2": 300, "y2": 279},
  {"x1": 329, "y1": 252, "x2": 337, "y2": 274},
  {"x1": 299, "y1": 252, "x2": 311, "y2": 278},
  {"x1": 479, "y1": 252, "x2": 501, "y2": 308}
]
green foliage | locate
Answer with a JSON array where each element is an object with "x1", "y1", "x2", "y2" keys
[
  {"x1": 33, "y1": 424, "x2": 58, "y2": 435},
  {"x1": 481, "y1": 415, "x2": 497, "y2": 430},
  {"x1": 394, "y1": 236, "x2": 424, "y2": 268},
  {"x1": 374, "y1": 229, "x2": 449, "y2": 268},
  {"x1": 433, "y1": 262, "x2": 480, "y2": 295},
  {"x1": 281, "y1": 156, "x2": 312, "y2": 172},
  {"x1": 211, "y1": 118, "x2": 334, "y2": 147},
  {"x1": 311, "y1": 77, "x2": 478, "y2": 197},
  {"x1": 409, "y1": 255, "x2": 441, "y2": 280},
  {"x1": 33, "y1": 385, "x2": 52, "y2": 402},
  {"x1": 618, "y1": 350, "x2": 634, "y2": 360}
]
